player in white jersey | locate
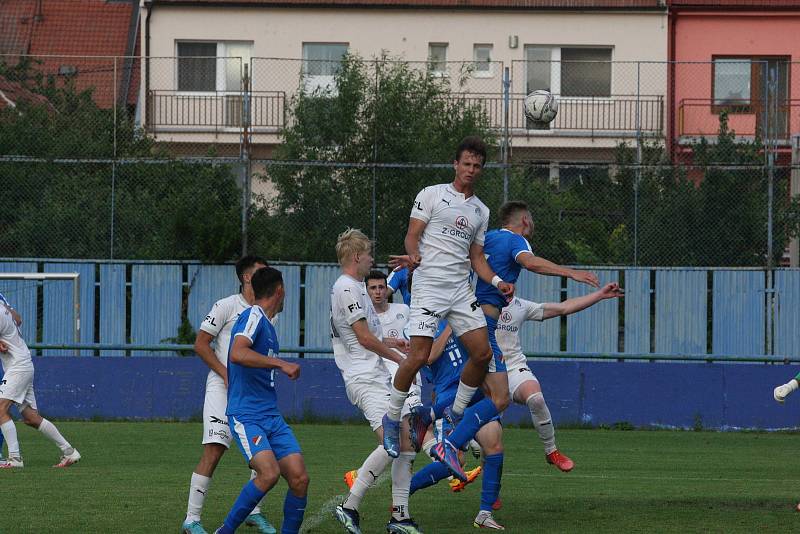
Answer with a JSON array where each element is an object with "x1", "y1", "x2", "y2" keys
[
  {"x1": 385, "y1": 137, "x2": 514, "y2": 481},
  {"x1": 0, "y1": 300, "x2": 81, "y2": 469},
  {"x1": 498, "y1": 284, "x2": 624, "y2": 472},
  {"x1": 330, "y1": 229, "x2": 423, "y2": 534},
  {"x1": 182, "y1": 255, "x2": 277, "y2": 534}
]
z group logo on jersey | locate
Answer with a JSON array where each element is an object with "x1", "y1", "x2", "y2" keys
[
  {"x1": 501, "y1": 311, "x2": 512, "y2": 323},
  {"x1": 388, "y1": 329, "x2": 399, "y2": 338},
  {"x1": 455, "y1": 216, "x2": 469, "y2": 230}
]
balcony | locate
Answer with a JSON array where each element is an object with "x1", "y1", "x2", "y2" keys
[
  {"x1": 146, "y1": 90, "x2": 286, "y2": 132},
  {"x1": 678, "y1": 98, "x2": 800, "y2": 143}
]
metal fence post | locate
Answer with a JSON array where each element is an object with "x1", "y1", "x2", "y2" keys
[
  {"x1": 241, "y1": 61, "x2": 251, "y2": 256},
  {"x1": 502, "y1": 66, "x2": 510, "y2": 203},
  {"x1": 634, "y1": 61, "x2": 642, "y2": 266},
  {"x1": 372, "y1": 58, "x2": 380, "y2": 254}
]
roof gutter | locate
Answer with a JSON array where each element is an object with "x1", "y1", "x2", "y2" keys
[
  {"x1": 148, "y1": 0, "x2": 665, "y2": 11},
  {"x1": 145, "y1": 1, "x2": 153, "y2": 129},
  {"x1": 120, "y1": 0, "x2": 141, "y2": 108}
]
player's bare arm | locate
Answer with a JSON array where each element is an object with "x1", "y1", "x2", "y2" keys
[
  {"x1": 384, "y1": 337, "x2": 411, "y2": 354},
  {"x1": 427, "y1": 324, "x2": 452, "y2": 365},
  {"x1": 469, "y1": 242, "x2": 514, "y2": 299},
  {"x1": 230, "y1": 336, "x2": 300, "y2": 379},
  {"x1": 518, "y1": 252, "x2": 600, "y2": 288},
  {"x1": 540, "y1": 282, "x2": 624, "y2": 320},
  {"x1": 351, "y1": 319, "x2": 403, "y2": 365},
  {"x1": 389, "y1": 218, "x2": 427, "y2": 271},
  {"x1": 194, "y1": 330, "x2": 228, "y2": 385}
]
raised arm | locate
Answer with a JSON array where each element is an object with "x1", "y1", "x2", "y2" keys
[
  {"x1": 541, "y1": 282, "x2": 623, "y2": 320},
  {"x1": 517, "y1": 252, "x2": 600, "y2": 288},
  {"x1": 428, "y1": 323, "x2": 453, "y2": 365}
]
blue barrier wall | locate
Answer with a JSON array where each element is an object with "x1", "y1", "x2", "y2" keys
[{"x1": 27, "y1": 358, "x2": 800, "y2": 430}]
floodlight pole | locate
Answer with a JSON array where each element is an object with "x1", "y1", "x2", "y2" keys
[{"x1": 502, "y1": 66, "x2": 510, "y2": 203}]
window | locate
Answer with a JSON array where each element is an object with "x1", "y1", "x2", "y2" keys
[
  {"x1": 302, "y1": 43, "x2": 348, "y2": 94},
  {"x1": 428, "y1": 43, "x2": 448, "y2": 74},
  {"x1": 713, "y1": 59, "x2": 751, "y2": 106},
  {"x1": 560, "y1": 48, "x2": 612, "y2": 97},
  {"x1": 473, "y1": 44, "x2": 493, "y2": 75},
  {"x1": 176, "y1": 41, "x2": 252, "y2": 92},
  {"x1": 177, "y1": 42, "x2": 217, "y2": 92}
]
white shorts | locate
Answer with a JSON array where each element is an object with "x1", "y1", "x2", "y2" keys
[
  {"x1": 345, "y1": 378, "x2": 421, "y2": 431},
  {"x1": 408, "y1": 279, "x2": 486, "y2": 338},
  {"x1": 0, "y1": 367, "x2": 37, "y2": 410},
  {"x1": 507, "y1": 364, "x2": 539, "y2": 400},
  {"x1": 202, "y1": 385, "x2": 232, "y2": 447}
]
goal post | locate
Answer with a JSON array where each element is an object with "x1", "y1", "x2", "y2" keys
[{"x1": 0, "y1": 272, "x2": 80, "y2": 353}]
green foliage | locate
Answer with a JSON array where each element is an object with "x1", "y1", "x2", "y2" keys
[
  {"x1": 250, "y1": 54, "x2": 497, "y2": 262},
  {"x1": 0, "y1": 59, "x2": 243, "y2": 261}
]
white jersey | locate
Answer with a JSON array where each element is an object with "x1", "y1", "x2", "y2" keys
[
  {"x1": 410, "y1": 183, "x2": 490, "y2": 285},
  {"x1": 0, "y1": 303, "x2": 33, "y2": 373},
  {"x1": 376, "y1": 302, "x2": 420, "y2": 385},
  {"x1": 199, "y1": 293, "x2": 249, "y2": 389},
  {"x1": 330, "y1": 274, "x2": 388, "y2": 384},
  {"x1": 496, "y1": 297, "x2": 545, "y2": 370}
]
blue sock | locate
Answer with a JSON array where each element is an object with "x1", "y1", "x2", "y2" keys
[
  {"x1": 410, "y1": 461, "x2": 451, "y2": 494},
  {"x1": 222, "y1": 480, "x2": 268, "y2": 532},
  {"x1": 281, "y1": 491, "x2": 307, "y2": 534},
  {"x1": 480, "y1": 453, "x2": 504, "y2": 512},
  {"x1": 448, "y1": 398, "x2": 499, "y2": 449}
]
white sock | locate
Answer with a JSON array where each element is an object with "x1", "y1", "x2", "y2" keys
[
  {"x1": 421, "y1": 437, "x2": 437, "y2": 457},
  {"x1": 37, "y1": 419, "x2": 72, "y2": 454},
  {"x1": 787, "y1": 380, "x2": 799, "y2": 392},
  {"x1": 388, "y1": 385, "x2": 407, "y2": 421},
  {"x1": 0, "y1": 420, "x2": 19, "y2": 458},
  {"x1": 343, "y1": 445, "x2": 393, "y2": 511},
  {"x1": 250, "y1": 469, "x2": 264, "y2": 515},
  {"x1": 391, "y1": 452, "x2": 416, "y2": 521},
  {"x1": 186, "y1": 472, "x2": 211, "y2": 522},
  {"x1": 452, "y1": 381, "x2": 479, "y2": 416},
  {"x1": 526, "y1": 392, "x2": 556, "y2": 454}
]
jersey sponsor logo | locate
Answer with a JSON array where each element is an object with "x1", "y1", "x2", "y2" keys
[
  {"x1": 208, "y1": 428, "x2": 230, "y2": 440},
  {"x1": 496, "y1": 323, "x2": 519, "y2": 332},
  {"x1": 209, "y1": 415, "x2": 226, "y2": 425},
  {"x1": 455, "y1": 215, "x2": 469, "y2": 230},
  {"x1": 347, "y1": 301, "x2": 363, "y2": 313},
  {"x1": 441, "y1": 225, "x2": 472, "y2": 240},
  {"x1": 204, "y1": 315, "x2": 218, "y2": 326},
  {"x1": 470, "y1": 300, "x2": 480, "y2": 312},
  {"x1": 252, "y1": 435, "x2": 263, "y2": 446},
  {"x1": 417, "y1": 321, "x2": 437, "y2": 332},
  {"x1": 421, "y1": 307, "x2": 441, "y2": 318},
  {"x1": 441, "y1": 198, "x2": 451, "y2": 206},
  {"x1": 501, "y1": 311, "x2": 512, "y2": 323},
  {"x1": 414, "y1": 201, "x2": 423, "y2": 211},
  {"x1": 388, "y1": 329, "x2": 399, "y2": 338}
]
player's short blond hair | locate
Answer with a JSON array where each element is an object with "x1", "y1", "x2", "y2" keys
[{"x1": 336, "y1": 228, "x2": 372, "y2": 266}]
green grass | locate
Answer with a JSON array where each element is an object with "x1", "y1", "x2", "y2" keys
[{"x1": 2, "y1": 422, "x2": 798, "y2": 533}]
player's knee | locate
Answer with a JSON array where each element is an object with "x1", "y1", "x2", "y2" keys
[
  {"x1": 526, "y1": 392, "x2": 545, "y2": 412},
  {"x1": 471, "y1": 347, "x2": 493, "y2": 366},
  {"x1": 405, "y1": 348, "x2": 428, "y2": 369},
  {"x1": 288, "y1": 471, "x2": 310, "y2": 494},
  {"x1": 490, "y1": 389, "x2": 511, "y2": 412}
]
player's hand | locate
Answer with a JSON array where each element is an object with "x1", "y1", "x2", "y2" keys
[
  {"x1": 571, "y1": 270, "x2": 600, "y2": 288},
  {"x1": 0, "y1": 340, "x2": 7, "y2": 352},
  {"x1": 386, "y1": 338, "x2": 410, "y2": 354},
  {"x1": 388, "y1": 254, "x2": 421, "y2": 272},
  {"x1": 599, "y1": 282, "x2": 624, "y2": 299},
  {"x1": 498, "y1": 281, "x2": 515, "y2": 301},
  {"x1": 282, "y1": 361, "x2": 301, "y2": 380}
]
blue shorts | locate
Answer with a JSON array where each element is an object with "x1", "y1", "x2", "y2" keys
[
  {"x1": 483, "y1": 314, "x2": 507, "y2": 373},
  {"x1": 229, "y1": 414, "x2": 301, "y2": 462}
]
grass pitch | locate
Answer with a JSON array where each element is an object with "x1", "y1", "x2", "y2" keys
[{"x1": 2, "y1": 422, "x2": 797, "y2": 533}]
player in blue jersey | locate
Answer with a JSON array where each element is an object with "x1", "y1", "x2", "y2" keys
[
  {"x1": 410, "y1": 321, "x2": 505, "y2": 529},
  {"x1": 386, "y1": 267, "x2": 411, "y2": 306},
  {"x1": 213, "y1": 267, "x2": 308, "y2": 534}
]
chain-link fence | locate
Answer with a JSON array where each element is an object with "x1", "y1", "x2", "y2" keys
[{"x1": 2, "y1": 54, "x2": 799, "y2": 267}]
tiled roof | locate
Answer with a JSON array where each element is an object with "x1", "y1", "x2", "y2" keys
[
  {"x1": 0, "y1": 0, "x2": 140, "y2": 109},
  {"x1": 0, "y1": 73, "x2": 53, "y2": 111},
  {"x1": 149, "y1": 0, "x2": 664, "y2": 9},
  {"x1": 669, "y1": 0, "x2": 800, "y2": 6}
]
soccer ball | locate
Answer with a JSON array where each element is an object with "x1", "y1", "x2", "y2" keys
[{"x1": 524, "y1": 90, "x2": 558, "y2": 123}]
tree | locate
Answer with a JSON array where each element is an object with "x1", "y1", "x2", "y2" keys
[{"x1": 249, "y1": 54, "x2": 497, "y2": 262}]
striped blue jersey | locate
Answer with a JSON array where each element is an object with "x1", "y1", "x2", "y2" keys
[
  {"x1": 475, "y1": 228, "x2": 533, "y2": 310},
  {"x1": 226, "y1": 305, "x2": 281, "y2": 419}
]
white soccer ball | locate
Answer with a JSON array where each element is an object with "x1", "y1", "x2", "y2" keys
[{"x1": 524, "y1": 89, "x2": 558, "y2": 123}]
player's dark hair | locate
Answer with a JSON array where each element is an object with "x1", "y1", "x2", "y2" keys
[
  {"x1": 455, "y1": 136, "x2": 487, "y2": 164},
  {"x1": 499, "y1": 200, "x2": 530, "y2": 227},
  {"x1": 235, "y1": 255, "x2": 268, "y2": 283},
  {"x1": 365, "y1": 270, "x2": 388, "y2": 284},
  {"x1": 252, "y1": 267, "x2": 283, "y2": 300}
]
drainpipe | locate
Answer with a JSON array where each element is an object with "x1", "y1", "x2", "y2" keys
[{"x1": 145, "y1": 1, "x2": 153, "y2": 129}]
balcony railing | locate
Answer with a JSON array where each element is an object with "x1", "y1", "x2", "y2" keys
[
  {"x1": 146, "y1": 90, "x2": 286, "y2": 131},
  {"x1": 145, "y1": 89, "x2": 663, "y2": 137},
  {"x1": 678, "y1": 98, "x2": 800, "y2": 140}
]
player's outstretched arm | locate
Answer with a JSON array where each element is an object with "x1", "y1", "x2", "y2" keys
[
  {"x1": 541, "y1": 282, "x2": 624, "y2": 320},
  {"x1": 194, "y1": 330, "x2": 228, "y2": 385},
  {"x1": 518, "y1": 252, "x2": 600, "y2": 288},
  {"x1": 469, "y1": 242, "x2": 514, "y2": 299},
  {"x1": 389, "y1": 219, "x2": 427, "y2": 272},
  {"x1": 428, "y1": 323, "x2": 452, "y2": 365},
  {"x1": 351, "y1": 319, "x2": 403, "y2": 365},
  {"x1": 230, "y1": 335, "x2": 300, "y2": 379}
]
